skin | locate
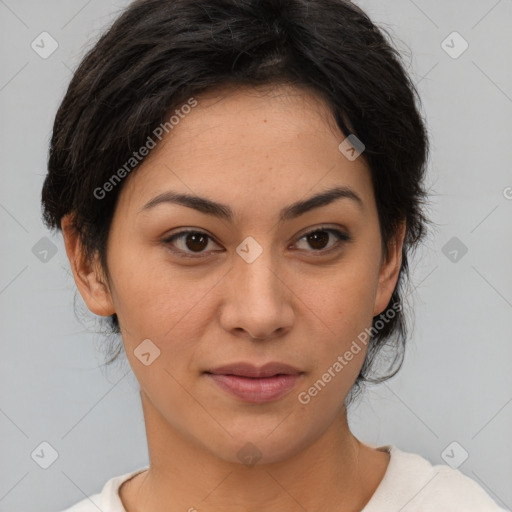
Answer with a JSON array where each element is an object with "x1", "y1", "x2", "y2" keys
[{"x1": 62, "y1": 83, "x2": 406, "y2": 512}]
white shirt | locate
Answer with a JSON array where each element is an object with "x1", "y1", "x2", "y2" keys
[{"x1": 60, "y1": 444, "x2": 508, "y2": 511}]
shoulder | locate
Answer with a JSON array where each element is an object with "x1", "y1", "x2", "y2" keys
[
  {"x1": 58, "y1": 467, "x2": 149, "y2": 512},
  {"x1": 364, "y1": 444, "x2": 508, "y2": 512}
]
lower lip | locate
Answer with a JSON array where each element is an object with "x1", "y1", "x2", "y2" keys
[{"x1": 205, "y1": 373, "x2": 302, "y2": 403}]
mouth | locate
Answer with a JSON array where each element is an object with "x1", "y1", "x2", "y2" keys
[{"x1": 204, "y1": 362, "x2": 304, "y2": 403}]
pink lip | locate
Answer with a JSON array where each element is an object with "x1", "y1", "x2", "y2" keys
[
  {"x1": 207, "y1": 362, "x2": 302, "y2": 378},
  {"x1": 205, "y1": 362, "x2": 303, "y2": 403}
]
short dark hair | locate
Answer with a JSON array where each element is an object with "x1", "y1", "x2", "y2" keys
[{"x1": 41, "y1": 0, "x2": 431, "y2": 405}]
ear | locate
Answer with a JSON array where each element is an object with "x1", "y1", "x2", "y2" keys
[
  {"x1": 61, "y1": 214, "x2": 116, "y2": 317},
  {"x1": 373, "y1": 219, "x2": 406, "y2": 317}
]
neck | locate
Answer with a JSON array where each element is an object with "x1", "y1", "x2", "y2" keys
[{"x1": 120, "y1": 391, "x2": 388, "y2": 512}]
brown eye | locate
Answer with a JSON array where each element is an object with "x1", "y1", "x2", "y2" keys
[
  {"x1": 164, "y1": 227, "x2": 350, "y2": 259},
  {"x1": 306, "y1": 230, "x2": 330, "y2": 250},
  {"x1": 182, "y1": 232, "x2": 209, "y2": 252},
  {"x1": 294, "y1": 228, "x2": 350, "y2": 253},
  {"x1": 164, "y1": 230, "x2": 219, "y2": 257}
]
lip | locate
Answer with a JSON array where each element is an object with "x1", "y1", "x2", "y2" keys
[
  {"x1": 204, "y1": 362, "x2": 303, "y2": 403},
  {"x1": 207, "y1": 362, "x2": 302, "y2": 378}
]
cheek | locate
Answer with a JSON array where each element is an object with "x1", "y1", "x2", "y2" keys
[
  {"x1": 107, "y1": 246, "x2": 222, "y2": 358},
  {"x1": 297, "y1": 255, "x2": 380, "y2": 335},
  {"x1": 292, "y1": 250, "x2": 380, "y2": 381}
]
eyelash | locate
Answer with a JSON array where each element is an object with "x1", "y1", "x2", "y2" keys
[{"x1": 162, "y1": 226, "x2": 351, "y2": 259}]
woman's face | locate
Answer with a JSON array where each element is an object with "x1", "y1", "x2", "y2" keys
[{"x1": 72, "y1": 84, "x2": 404, "y2": 465}]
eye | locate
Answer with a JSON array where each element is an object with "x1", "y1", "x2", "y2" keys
[
  {"x1": 293, "y1": 227, "x2": 351, "y2": 254},
  {"x1": 163, "y1": 227, "x2": 351, "y2": 259},
  {"x1": 163, "y1": 229, "x2": 220, "y2": 258}
]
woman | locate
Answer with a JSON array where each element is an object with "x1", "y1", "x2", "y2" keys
[{"x1": 41, "y1": 0, "x2": 506, "y2": 510}]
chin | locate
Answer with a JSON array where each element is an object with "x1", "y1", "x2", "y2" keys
[{"x1": 199, "y1": 421, "x2": 319, "y2": 467}]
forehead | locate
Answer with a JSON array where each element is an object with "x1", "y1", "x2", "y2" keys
[{"x1": 117, "y1": 84, "x2": 374, "y2": 217}]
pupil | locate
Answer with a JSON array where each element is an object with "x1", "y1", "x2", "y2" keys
[
  {"x1": 186, "y1": 233, "x2": 208, "y2": 252},
  {"x1": 308, "y1": 231, "x2": 329, "y2": 250}
]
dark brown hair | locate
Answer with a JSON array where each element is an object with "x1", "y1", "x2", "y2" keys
[{"x1": 41, "y1": 0, "x2": 431, "y2": 405}]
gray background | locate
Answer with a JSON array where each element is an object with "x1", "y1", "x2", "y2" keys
[{"x1": 1, "y1": 0, "x2": 511, "y2": 510}]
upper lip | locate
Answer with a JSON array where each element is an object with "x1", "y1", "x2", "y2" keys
[{"x1": 206, "y1": 362, "x2": 302, "y2": 378}]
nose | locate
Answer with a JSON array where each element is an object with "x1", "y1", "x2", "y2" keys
[{"x1": 219, "y1": 246, "x2": 294, "y2": 341}]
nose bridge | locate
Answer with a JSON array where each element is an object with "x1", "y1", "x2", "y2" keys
[
  {"x1": 234, "y1": 236, "x2": 283, "y2": 303},
  {"x1": 221, "y1": 235, "x2": 293, "y2": 339}
]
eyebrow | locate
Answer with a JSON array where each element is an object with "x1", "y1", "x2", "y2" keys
[{"x1": 139, "y1": 185, "x2": 363, "y2": 222}]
